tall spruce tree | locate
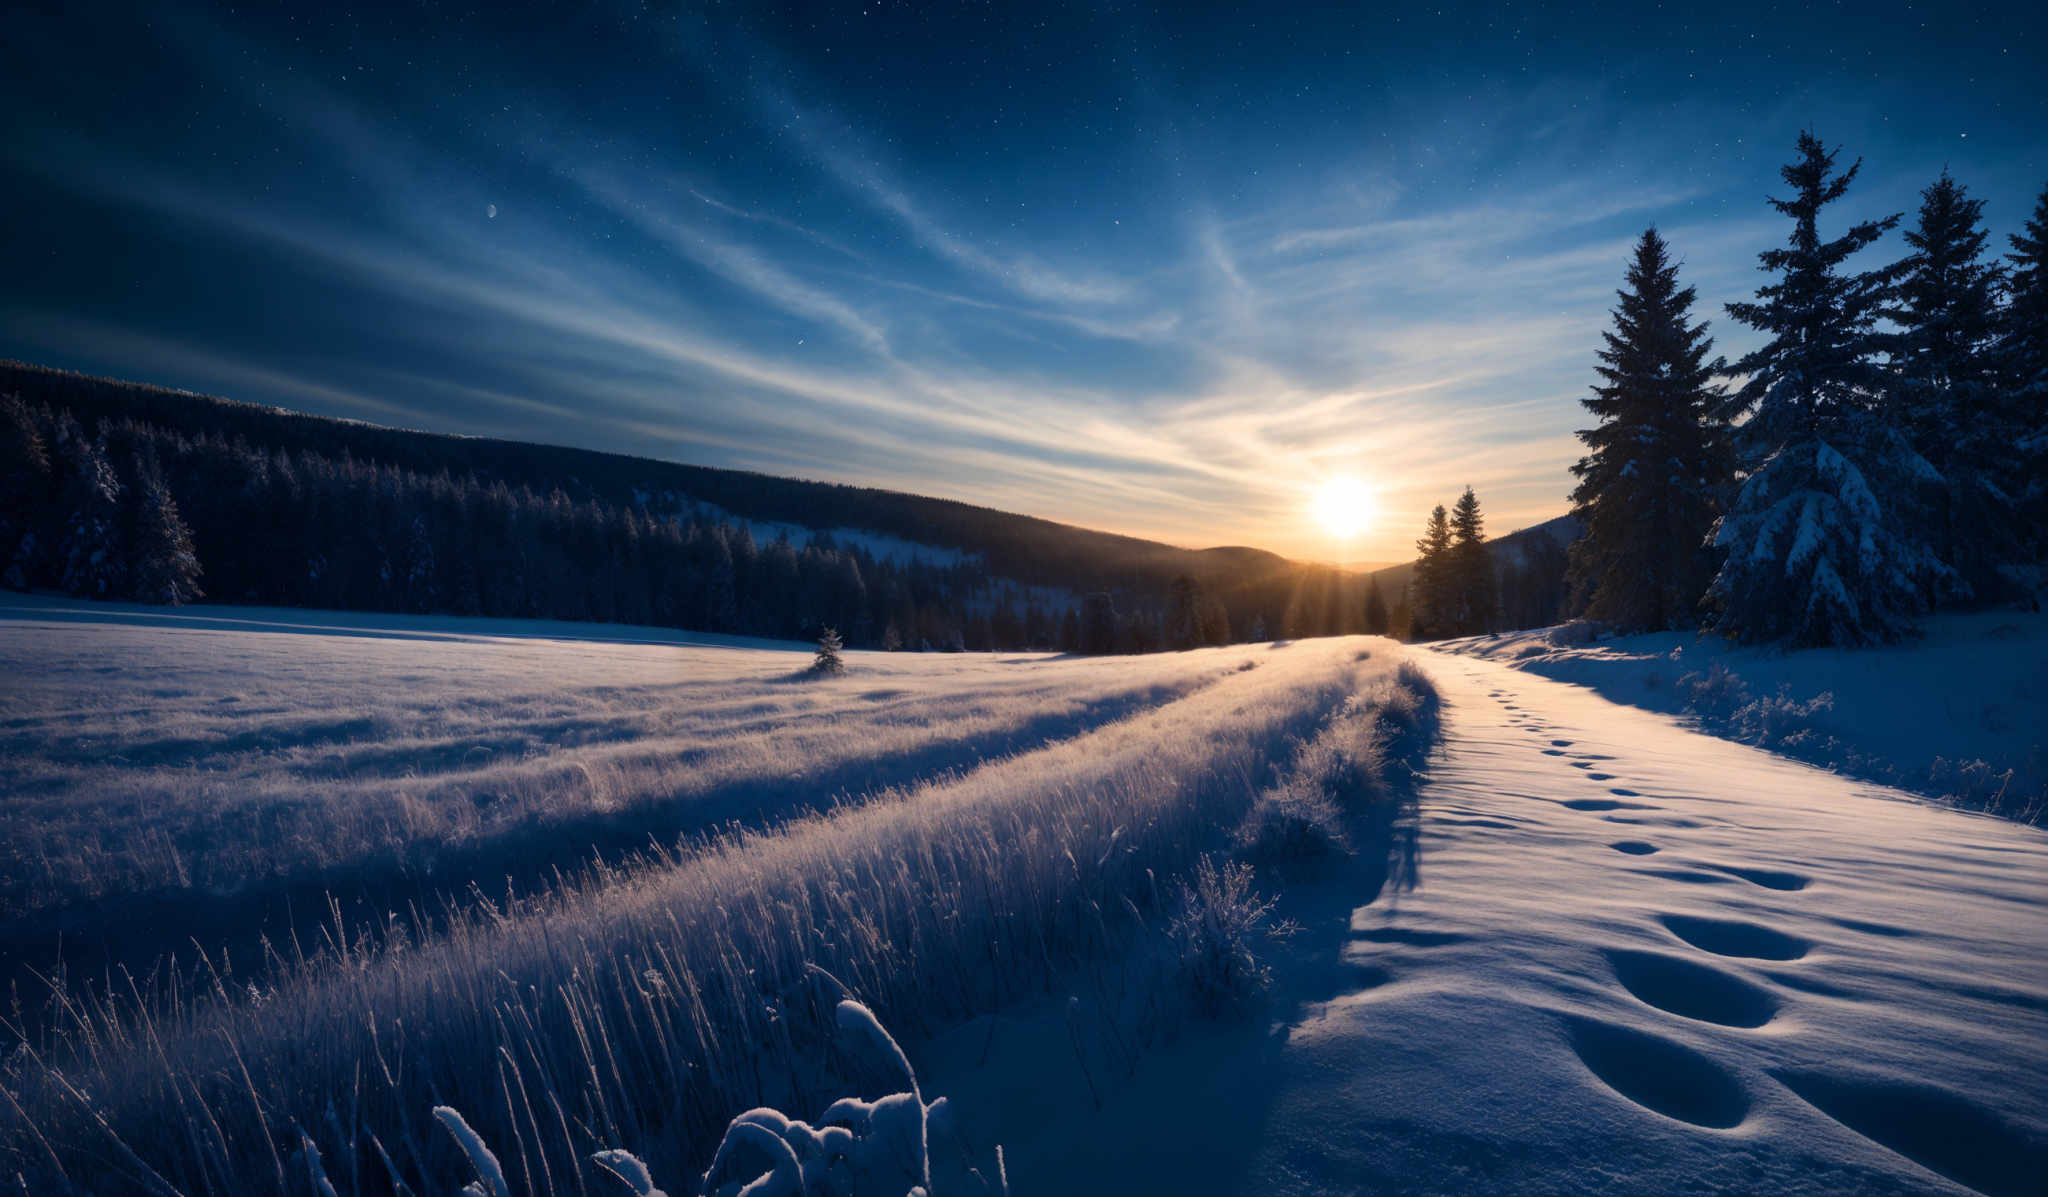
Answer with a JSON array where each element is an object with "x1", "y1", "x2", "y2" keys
[
  {"x1": 57, "y1": 427, "x2": 126, "y2": 600},
  {"x1": 0, "y1": 395, "x2": 50, "y2": 590},
  {"x1": 1711, "y1": 132, "x2": 1945, "y2": 646},
  {"x1": 1410, "y1": 504, "x2": 1453, "y2": 638},
  {"x1": 129, "y1": 458, "x2": 204, "y2": 605},
  {"x1": 2000, "y1": 182, "x2": 2048, "y2": 568},
  {"x1": 1890, "y1": 171, "x2": 2016, "y2": 599},
  {"x1": 1566, "y1": 229, "x2": 1731, "y2": 630},
  {"x1": 1447, "y1": 487, "x2": 1496, "y2": 634}
]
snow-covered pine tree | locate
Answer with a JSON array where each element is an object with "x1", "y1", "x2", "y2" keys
[
  {"x1": 811, "y1": 625, "x2": 846, "y2": 675},
  {"x1": 1448, "y1": 487, "x2": 1496, "y2": 635},
  {"x1": 1999, "y1": 182, "x2": 2048, "y2": 570},
  {"x1": 1566, "y1": 228, "x2": 1731, "y2": 631},
  {"x1": 1711, "y1": 132, "x2": 1944, "y2": 646},
  {"x1": 0, "y1": 395, "x2": 51, "y2": 590},
  {"x1": 1889, "y1": 170, "x2": 2018, "y2": 600},
  {"x1": 58, "y1": 427, "x2": 126, "y2": 600},
  {"x1": 129, "y1": 456, "x2": 203, "y2": 605},
  {"x1": 1409, "y1": 504, "x2": 1453, "y2": 638}
]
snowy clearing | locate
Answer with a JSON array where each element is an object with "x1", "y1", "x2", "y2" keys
[
  {"x1": 0, "y1": 590, "x2": 1230, "y2": 951},
  {"x1": 1434, "y1": 611, "x2": 2046, "y2": 819},
  {"x1": 928, "y1": 650, "x2": 2048, "y2": 1195},
  {"x1": 0, "y1": 595, "x2": 1437, "y2": 1193}
]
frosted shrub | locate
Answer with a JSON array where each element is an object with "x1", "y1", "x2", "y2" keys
[
  {"x1": 1678, "y1": 662, "x2": 1752, "y2": 726},
  {"x1": 1236, "y1": 773, "x2": 1347, "y2": 863},
  {"x1": 1731, "y1": 685, "x2": 1837, "y2": 751},
  {"x1": 1166, "y1": 855, "x2": 1293, "y2": 1016},
  {"x1": 436, "y1": 1001, "x2": 1009, "y2": 1197},
  {"x1": 699, "y1": 1000, "x2": 1007, "y2": 1197}
]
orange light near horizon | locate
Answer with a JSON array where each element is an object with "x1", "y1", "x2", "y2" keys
[{"x1": 1310, "y1": 475, "x2": 1376, "y2": 541}]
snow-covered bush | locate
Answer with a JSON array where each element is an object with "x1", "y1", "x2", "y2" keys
[
  {"x1": 1236, "y1": 773, "x2": 1348, "y2": 863},
  {"x1": 1548, "y1": 619, "x2": 1604, "y2": 647},
  {"x1": 434, "y1": 1000, "x2": 1009, "y2": 1197},
  {"x1": 1678, "y1": 663, "x2": 1752, "y2": 726},
  {"x1": 1732, "y1": 684, "x2": 1837, "y2": 752},
  {"x1": 1166, "y1": 855, "x2": 1294, "y2": 1016}
]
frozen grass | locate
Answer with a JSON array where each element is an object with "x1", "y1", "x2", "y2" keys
[
  {"x1": 0, "y1": 593, "x2": 1230, "y2": 941},
  {"x1": 0, "y1": 597, "x2": 1436, "y2": 1194}
]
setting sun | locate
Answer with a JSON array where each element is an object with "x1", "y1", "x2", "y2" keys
[{"x1": 1310, "y1": 474, "x2": 1377, "y2": 540}]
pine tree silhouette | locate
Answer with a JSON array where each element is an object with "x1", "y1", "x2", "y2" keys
[{"x1": 1567, "y1": 228, "x2": 1731, "y2": 631}]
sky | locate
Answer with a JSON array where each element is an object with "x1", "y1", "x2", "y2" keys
[{"x1": 2, "y1": 1, "x2": 2044, "y2": 563}]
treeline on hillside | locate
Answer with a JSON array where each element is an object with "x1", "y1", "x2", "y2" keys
[
  {"x1": 0, "y1": 362, "x2": 1427, "y2": 652},
  {"x1": 0, "y1": 360, "x2": 1313, "y2": 616},
  {"x1": 0, "y1": 395, "x2": 1409, "y2": 652},
  {"x1": 1563, "y1": 135, "x2": 2046, "y2": 646}
]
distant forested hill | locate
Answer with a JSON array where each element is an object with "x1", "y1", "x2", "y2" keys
[{"x1": 1, "y1": 360, "x2": 1463, "y2": 650}]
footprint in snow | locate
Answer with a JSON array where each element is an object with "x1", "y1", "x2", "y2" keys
[
  {"x1": 1703, "y1": 864, "x2": 1809, "y2": 891},
  {"x1": 1563, "y1": 797, "x2": 1657, "y2": 811},
  {"x1": 1564, "y1": 1016, "x2": 1751, "y2": 1129},
  {"x1": 1609, "y1": 840, "x2": 1659, "y2": 855},
  {"x1": 1659, "y1": 913, "x2": 1809, "y2": 960},
  {"x1": 1605, "y1": 947, "x2": 1780, "y2": 1027}
]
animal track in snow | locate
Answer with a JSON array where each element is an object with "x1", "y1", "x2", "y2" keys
[
  {"x1": 1565, "y1": 1016, "x2": 1751, "y2": 1129},
  {"x1": 1608, "y1": 840, "x2": 1659, "y2": 855},
  {"x1": 1586, "y1": 772, "x2": 1616, "y2": 781},
  {"x1": 1605, "y1": 948, "x2": 1780, "y2": 1027},
  {"x1": 1659, "y1": 914, "x2": 1809, "y2": 961}
]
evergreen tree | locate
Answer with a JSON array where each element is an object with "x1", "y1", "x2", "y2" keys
[
  {"x1": 2000, "y1": 182, "x2": 2048, "y2": 567},
  {"x1": 1889, "y1": 171, "x2": 2017, "y2": 599},
  {"x1": 129, "y1": 457, "x2": 204, "y2": 605},
  {"x1": 1447, "y1": 487, "x2": 1497, "y2": 634},
  {"x1": 1361, "y1": 575, "x2": 1389, "y2": 635},
  {"x1": 810, "y1": 625, "x2": 846, "y2": 675},
  {"x1": 1711, "y1": 132, "x2": 1943, "y2": 646},
  {"x1": 1566, "y1": 229, "x2": 1731, "y2": 630},
  {"x1": 0, "y1": 395, "x2": 51, "y2": 589},
  {"x1": 58, "y1": 427, "x2": 126, "y2": 599},
  {"x1": 1409, "y1": 505, "x2": 1453, "y2": 638}
]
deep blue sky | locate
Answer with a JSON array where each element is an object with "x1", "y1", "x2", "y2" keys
[{"x1": 3, "y1": 1, "x2": 2043, "y2": 559}]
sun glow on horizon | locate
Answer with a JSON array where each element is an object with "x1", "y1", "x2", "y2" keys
[{"x1": 1309, "y1": 474, "x2": 1377, "y2": 541}]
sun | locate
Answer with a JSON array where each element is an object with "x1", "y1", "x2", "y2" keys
[{"x1": 1310, "y1": 475, "x2": 1376, "y2": 540}]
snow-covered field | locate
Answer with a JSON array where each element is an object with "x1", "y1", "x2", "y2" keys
[
  {"x1": 931, "y1": 651, "x2": 2048, "y2": 1195},
  {"x1": 0, "y1": 591, "x2": 1225, "y2": 937},
  {"x1": 0, "y1": 593, "x2": 1433, "y2": 1192},
  {"x1": 1435, "y1": 611, "x2": 2047, "y2": 820},
  {"x1": 3, "y1": 593, "x2": 2042, "y2": 1194}
]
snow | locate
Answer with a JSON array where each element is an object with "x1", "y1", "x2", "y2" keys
[
  {"x1": 925, "y1": 650, "x2": 2047, "y2": 1195},
  {"x1": 1435, "y1": 612, "x2": 2045, "y2": 807},
  {"x1": 642, "y1": 494, "x2": 979, "y2": 569}
]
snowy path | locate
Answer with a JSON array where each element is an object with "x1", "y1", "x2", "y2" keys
[{"x1": 964, "y1": 648, "x2": 2048, "y2": 1196}]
